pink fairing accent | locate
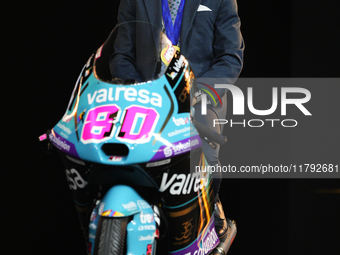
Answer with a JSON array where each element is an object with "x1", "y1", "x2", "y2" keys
[
  {"x1": 39, "y1": 133, "x2": 47, "y2": 141},
  {"x1": 81, "y1": 105, "x2": 120, "y2": 143}
]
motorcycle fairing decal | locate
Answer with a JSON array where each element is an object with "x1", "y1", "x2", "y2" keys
[
  {"x1": 74, "y1": 80, "x2": 92, "y2": 142},
  {"x1": 77, "y1": 109, "x2": 86, "y2": 124},
  {"x1": 151, "y1": 134, "x2": 201, "y2": 161},
  {"x1": 172, "y1": 64, "x2": 187, "y2": 92},
  {"x1": 63, "y1": 72, "x2": 91, "y2": 142},
  {"x1": 170, "y1": 216, "x2": 219, "y2": 255},
  {"x1": 100, "y1": 185, "x2": 152, "y2": 217},
  {"x1": 49, "y1": 129, "x2": 80, "y2": 158},
  {"x1": 165, "y1": 51, "x2": 186, "y2": 89},
  {"x1": 173, "y1": 66, "x2": 193, "y2": 114},
  {"x1": 126, "y1": 210, "x2": 157, "y2": 255},
  {"x1": 166, "y1": 51, "x2": 193, "y2": 114},
  {"x1": 151, "y1": 85, "x2": 174, "y2": 145},
  {"x1": 147, "y1": 244, "x2": 152, "y2": 255},
  {"x1": 80, "y1": 81, "x2": 89, "y2": 95},
  {"x1": 102, "y1": 210, "x2": 124, "y2": 217},
  {"x1": 64, "y1": 69, "x2": 92, "y2": 123}
]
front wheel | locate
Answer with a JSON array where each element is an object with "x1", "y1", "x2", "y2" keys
[{"x1": 93, "y1": 217, "x2": 129, "y2": 255}]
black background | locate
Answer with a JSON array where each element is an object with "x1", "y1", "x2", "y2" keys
[{"x1": 3, "y1": 0, "x2": 340, "y2": 254}]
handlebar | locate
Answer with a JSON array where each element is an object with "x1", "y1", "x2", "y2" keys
[{"x1": 193, "y1": 120, "x2": 227, "y2": 146}]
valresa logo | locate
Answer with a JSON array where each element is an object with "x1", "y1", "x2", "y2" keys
[
  {"x1": 159, "y1": 172, "x2": 209, "y2": 195},
  {"x1": 172, "y1": 116, "x2": 189, "y2": 126},
  {"x1": 87, "y1": 87, "x2": 162, "y2": 108}
]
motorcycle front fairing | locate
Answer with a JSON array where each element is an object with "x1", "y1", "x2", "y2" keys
[
  {"x1": 46, "y1": 22, "x2": 218, "y2": 255},
  {"x1": 49, "y1": 25, "x2": 200, "y2": 166}
]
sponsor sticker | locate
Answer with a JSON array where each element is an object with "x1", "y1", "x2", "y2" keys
[
  {"x1": 140, "y1": 213, "x2": 154, "y2": 224},
  {"x1": 172, "y1": 116, "x2": 190, "y2": 126},
  {"x1": 161, "y1": 45, "x2": 179, "y2": 66},
  {"x1": 151, "y1": 135, "x2": 201, "y2": 161},
  {"x1": 168, "y1": 126, "x2": 191, "y2": 138},
  {"x1": 139, "y1": 235, "x2": 154, "y2": 241},
  {"x1": 137, "y1": 200, "x2": 151, "y2": 209},
  {"x1": 57, "y1": 123, "x2": 71, "y2": 134},
  {"x1": 163, "y1": 138, "x2": 200, "y2": 158},
  {"x1": 147, "y1": 244, "x2": 152, "y2": 255},
  {"x1": 122, "y1": 201, "x2": 137, "y2": 211},
  {"x1": 49, "y1": 130, "x2": 80, "y2": 158},
  {"x1": 138, "y1": 225, "x2": 156, "y2": 231},
  {"x1": 109, "y1": 156, "x2": 123, "y2": 162}
]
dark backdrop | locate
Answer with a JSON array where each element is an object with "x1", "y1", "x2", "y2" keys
[{"x1": 4, "y1": 1, "x2": 339, "y2": 254}]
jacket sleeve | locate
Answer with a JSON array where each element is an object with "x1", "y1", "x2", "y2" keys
[
  {"x1": 197, "y1": 0, "x2": 244, "y2": 105},
  {"x1": 109, "y1": 0, "x2": 143, "y2": 82}
]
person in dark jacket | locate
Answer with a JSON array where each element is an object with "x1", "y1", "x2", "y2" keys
[{"x1": 110, "y1": 0, "x2": 244, "y2": 253}]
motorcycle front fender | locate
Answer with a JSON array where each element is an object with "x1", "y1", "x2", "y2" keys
[{"x1": 90, "y1": 185, "x2": 158, "y2": 254}]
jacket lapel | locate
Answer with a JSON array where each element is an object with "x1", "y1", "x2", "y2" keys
[
  {"x1": 181, "y1": 0, "x2": 202, "y2": 50},
  {"x1": 144, "y1": 0, "x2": 162, "y2": 50}
]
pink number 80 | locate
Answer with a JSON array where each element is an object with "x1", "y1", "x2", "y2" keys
[
  {"x1": 81, "y1": 105, "x2": 120, "y2": 144},
  {"x1": 81, "y1": 105, "x2": 159, "y2": 144}
]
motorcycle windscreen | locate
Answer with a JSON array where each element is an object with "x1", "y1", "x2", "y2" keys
[{"x1": 49, "y1": 21, "x2": 201, "y2": 165}]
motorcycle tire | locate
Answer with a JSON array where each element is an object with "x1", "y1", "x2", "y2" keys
[{"x1": 94, "y1": 217, "x2": 129, "y2": 255}]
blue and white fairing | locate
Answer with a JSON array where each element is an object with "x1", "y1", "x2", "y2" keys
[{"x1": 49, "y1": 30, "x2": 201, "y2": 165}]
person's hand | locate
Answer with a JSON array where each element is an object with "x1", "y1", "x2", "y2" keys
[{"x1": 194, "y1": 89, "x2": 212, "y2": 105}]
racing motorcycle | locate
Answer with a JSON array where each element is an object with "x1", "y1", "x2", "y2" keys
[{"x1": 39, "y1": 22, "x2": 235, "y2": 255}]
